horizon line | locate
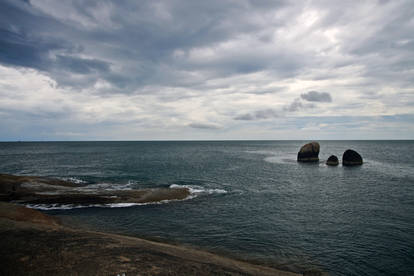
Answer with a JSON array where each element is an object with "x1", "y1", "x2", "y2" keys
[{"x1": 0, "y1": 139, "x2": 413, "y2": 142}]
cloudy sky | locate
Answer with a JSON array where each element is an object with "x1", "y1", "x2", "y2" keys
[{"x1": 0, "y1": 0, "x2": 413, "y2": 140}]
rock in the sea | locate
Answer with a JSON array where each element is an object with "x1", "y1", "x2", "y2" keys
[
  {"x1": 0, "y1": 173, "x2": 191, "y2": 206},
  {"x1": 326, "y1": 155, "x2": 339, "y2": 166},
  {"x1": 297, "y1": 142, "x2": 320, "y2": 162},
  {"x1": 342, "y1": 149, "x2": 363, "y2": 166}
]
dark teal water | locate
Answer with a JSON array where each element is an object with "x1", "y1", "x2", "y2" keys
[{"x1": 0, "y1": 141, "x2": 413, "y2": 275}]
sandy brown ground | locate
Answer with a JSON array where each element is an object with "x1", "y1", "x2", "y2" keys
[{"x1": 0, "y1": 202, "x2": 305, "y2": 276}]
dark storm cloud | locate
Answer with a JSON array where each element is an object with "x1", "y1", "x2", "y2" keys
[
  {"x1": 1, "y1": 0, "x2": 414, "y2": 94},
  {"x1": 0, "y1": 0, "x2": 74, "y2": 69},
  {"x1": 55, "y1": 56, "x2": 110, "y2": 75},
  {"x1": 300, "y1": 91, "x2": 332, "y2": 102},
  {"x1": 0, "y1": 0, "x2": 113, "y2": 90},
  {"x1": 0, "y1": 28, "x2": 62, "y2": 70},
  {"x1": 0, "y1": 0, "x2": 293, "y2": 92},
  {"x1": 1, "y1": 0, "x2": 411, "y2": 94}
]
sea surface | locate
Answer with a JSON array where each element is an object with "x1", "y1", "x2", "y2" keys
[{"x1": 0, "y1": 141, "x2": 413, "y2": 275}]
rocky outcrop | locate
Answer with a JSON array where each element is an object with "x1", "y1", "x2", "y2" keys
[
  {"x1": 297, "y1": 142, "x2": 320, "y2": 162},
  {"x1": 0, "y1": 174, "x2": 190, "y2": 206},
  {"x1": 0, "y1": 202, "x2": 60, "y2": 226},
  {"x1": 326, "y1": 155, "x2": 339, "y2": 166},
  {"x1": 342, "y1": 149, "x2": 363, "y2": 166}
]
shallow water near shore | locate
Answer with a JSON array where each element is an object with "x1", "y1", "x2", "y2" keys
[{"x1": 0, "y1": 140, "x2": 413, "y2": 275}]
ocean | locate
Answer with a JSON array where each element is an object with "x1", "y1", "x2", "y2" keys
[{"x1": 0, "y1": 141, "x2": 413, "y2": 275}]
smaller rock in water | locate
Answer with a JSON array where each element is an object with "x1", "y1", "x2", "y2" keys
[
  {"x1": 342, "y1": 149, "x2": 363, "y2": 166},
  {"x1": 297, "y1": 142, "x2": 320, "y2": 162},
  {"x1": 326, "y1": 155, "x2": 339, "y2": 166}
]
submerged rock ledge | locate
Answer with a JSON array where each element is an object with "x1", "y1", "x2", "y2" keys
[{"x1": 0, "y1": 173, "x2": 190, "y2": 206}]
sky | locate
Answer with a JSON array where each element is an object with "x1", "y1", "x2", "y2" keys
[{"x1": 0, "y1": 0, "x2": 413, "y2": 141}]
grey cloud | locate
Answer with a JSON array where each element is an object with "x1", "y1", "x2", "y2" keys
[
  {"x1": 237, "y1": 98, "x2": 318, "y2": 121},
  {"x1": 188, "y1": 122, "x2": 221, "y2": 129},
  {"x1": 283, "y1": 98, "x2": 316, "y2": 112},
  {"x1": 246, "y1": 89, "x2": 282, "y2": 95},
  {"x1": 234, "y1": 109, "x2": 280, "y2": 121},
  {"x1": 56, "y1": 55, "x2": 110, "y2": 75},
  {"x1": 300, "y1": 91, "x2": 332, "y2": 102},
  {"x1": 1, "y1": 0, "x2": 413, "y2": 96},
  {"x1": 1, "y1": 0, "x2": 414, "y2": 140},
  {"x1": 321, "y1": 1, "x2": 414, "y2": 88},
  {"x1": 0, "y1": 1, "x2": 76, "y2": 70},
  {"x1": 0, "y1": 0, "x2": 294, "y2": 92},
  {"x1": 0, "y1": 28, "x2": 70, "y2": 71},
  {"x1": 233, "y1": 113, "x2": 256, "y2": 121},
  {"x1": 284, "y1": 99, "x2": 304, "y2": 112}
]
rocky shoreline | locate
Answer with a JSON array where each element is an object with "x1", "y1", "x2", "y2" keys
[
  {"x1": 0, "y1": 202, "x2": 305, "y2": 276},
  {"x1": 0, "y1": 173, "x2": 190, "y2": 207},
  {"x1": 0, "y1": 173, "x2": 315, "y2": 275}
]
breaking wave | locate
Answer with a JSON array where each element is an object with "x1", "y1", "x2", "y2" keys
[
  {"x1": 169, "y1": 184, "x2": 227, "y2": 196},
  {"x1": 25, "y1": 198, "x2": 191, "y2": 211}
]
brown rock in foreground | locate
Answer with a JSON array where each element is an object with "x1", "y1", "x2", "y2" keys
[
  {"x1": 0, "y1": 202, "x2": 60, "y2": 226},
  {"x1": 297, "y1": 142, "x2": 320, "y2": 163},
  {"x1": 0, "y1": 202, "x2": 302, "y2": 276}
]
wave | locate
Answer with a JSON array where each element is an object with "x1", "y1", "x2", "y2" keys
[
  {"x1": 24, "y1": 197, "x2": 194, "y2": 211},
  {"x1": 59, "y1": 177, "x2": 87, "y2": 184},
  {"x1": 169, "y1": 184, "x2": 227, "y2": 196}
]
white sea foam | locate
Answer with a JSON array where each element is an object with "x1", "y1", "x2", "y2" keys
[
  {"x1": 24, "y1": 197, "x2": 193, "y2": 210},
  {"x1": 245, "y1": 149, "x2": 298, "y2": 165},
  {"x1": 60, "y1": 177, "x2": 87, "y2": 184},
  {"x1": 169, "y1": 184, "x2": 227, "y2": 196},
  {"x1": 24, "y1": 191, "x2": 197, "y2": 210},
  {"x1": 59, "y1": 177, "x2": 136, "y2": 192},
  {"x1": 24, "y1": 202, "x2": 137, "y2": 210},
  {"x1": 25, "y1": 203, "x2": 86, "y2": 210},
  {"x1": 74, "y1": 182, "x2": 133, "y2": 192}
]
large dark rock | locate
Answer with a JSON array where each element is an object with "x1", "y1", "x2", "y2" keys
[
  {"x1": 297, "y1": 142, "x2": 320, "y2": 162},
  {"x1": 342, "y1": 149, "x2": 363, "y2": 166},
  {"x1": 326, "y1": 155, "x2": 339, "y2": 166}
]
